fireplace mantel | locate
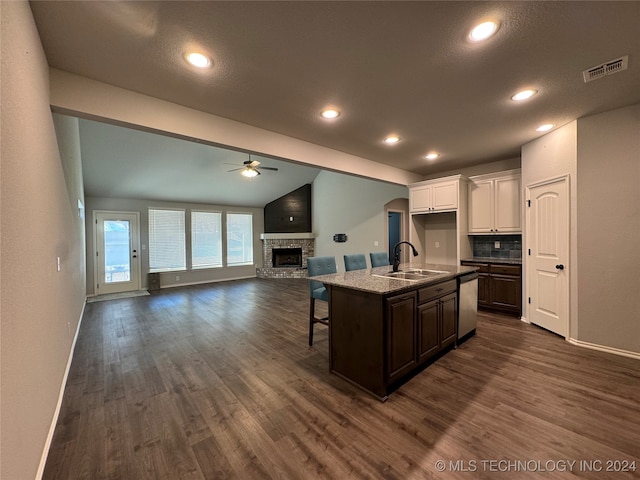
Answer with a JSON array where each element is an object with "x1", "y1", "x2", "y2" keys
[{"x1": 259, "y1": 232, "x2": 317, "y2": 240}]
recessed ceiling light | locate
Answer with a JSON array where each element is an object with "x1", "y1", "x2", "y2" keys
[
  {"x1": 321, "y1": 109, "x2": 340, "y2": 119},
  {"x1": 185, "y1": 52, "x2": 212, "y2": 68},
  {"x1": 384, "y1": 135, "x2": 400, "y2": 144},
  {"x1": 425, "y1": 153, "x2": 439, "y2": 160},
  {"x1": 511, "y1": 89, "x2": 538, "y2": 102},
  {"x1": 536, "y1": 123, "x2": 555, "y2": 132},
  {"x1": 468, "y1": 21, "x2": 499, "y2": 42}
]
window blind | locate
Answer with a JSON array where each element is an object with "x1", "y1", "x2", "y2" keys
[
  {"x1": 191, "y1": 211, "x2": 222, "y2": 268},
  {"x1": 148, "y1": 208, "x2": 186, "y2": 272}
]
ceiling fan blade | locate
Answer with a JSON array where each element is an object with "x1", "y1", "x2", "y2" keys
[
  {"x1": 227, "y1": 167, "x2": 243, "y2": 172},
  {"x1": 249, "y1": 160, "x2": 261, "y2": 167},
  {"x1": 224, "y1": 163, "x2": 243, "y2": 167},
  {"x1": 259, "y1": 166, "x2": 279, "y2": 171}
]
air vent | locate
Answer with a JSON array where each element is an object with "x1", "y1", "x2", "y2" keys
[{"x1": 583, "y1": 55, "x2": 629, "y2": 83}]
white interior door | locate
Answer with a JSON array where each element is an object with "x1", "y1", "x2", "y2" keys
[
  {"x1": 526, "y1": 176, "x2": 569, "y2": 337},
  {"x1": 95, "y1": 212, "x2": 141, "y2": 295}
]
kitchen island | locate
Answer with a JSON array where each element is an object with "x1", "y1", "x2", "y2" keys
[{"x1": 311, "y1": 263, "x2": 477, "y2": 401}]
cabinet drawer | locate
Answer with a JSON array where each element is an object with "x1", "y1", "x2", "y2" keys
[
  {"x1": 418, "y1": 280, "x2": 456, "y2": 304},
  {"x1": 462, "y1": 261, "x2": 489, "y2": 273},
  {"x1": 491, "y1": 264, "x2": 521, "y2": 276}
]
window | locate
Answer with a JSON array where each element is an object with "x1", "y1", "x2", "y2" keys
[
  {"x1": 191, "y1": 211, "x2": 222, "y2": 268},
  {"x1": 148, "y1": 208, "x2": 186, "y2": 272},
  {"x1": 226, "y1": 213, "x2": 253, "y2": 266}
]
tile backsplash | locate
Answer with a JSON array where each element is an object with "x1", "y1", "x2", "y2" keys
[{"x1": 471, "y1": 234, "x2": 522, "y2": 260}]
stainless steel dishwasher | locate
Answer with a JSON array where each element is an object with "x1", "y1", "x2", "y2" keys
[{"x1": 458, "y1": 272, "x2": 478, "y2": 342}]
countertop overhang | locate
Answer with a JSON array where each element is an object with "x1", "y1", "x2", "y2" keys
[{"x1": 310, "y1": 263, "x2": 478, "y2": 295}]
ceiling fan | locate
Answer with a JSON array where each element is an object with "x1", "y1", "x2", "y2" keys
[{"x1": 226, "y1": 157, "x2": 278, "y2": 178}]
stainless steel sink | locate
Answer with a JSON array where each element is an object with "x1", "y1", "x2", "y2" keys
[
  {"x1": 405, "y1": 268, "x2": 448, "y2": 275},
  {"x1": 371, "y1": 269, "x2": 449, "y2": 281}
]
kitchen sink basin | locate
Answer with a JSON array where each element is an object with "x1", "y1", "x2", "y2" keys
[
  {"x1": 405, "y1": 268, "x2": 448, "y2": 275},
  {"x1": 371, "y1": 269, "x2": 449, "y2": 281}
]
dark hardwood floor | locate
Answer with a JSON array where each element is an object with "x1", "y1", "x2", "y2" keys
[{"x1": 44, "y1": 278, "x2": 640, "y2": 479}]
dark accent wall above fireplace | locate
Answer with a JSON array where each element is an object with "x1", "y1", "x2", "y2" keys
[{"x1": 264, "y1": 184, "x2": 312, "y2": 233}]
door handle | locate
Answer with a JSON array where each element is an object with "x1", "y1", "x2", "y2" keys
[{"x1": 555, "y1": 264, "x2": 565, "y2": 270}]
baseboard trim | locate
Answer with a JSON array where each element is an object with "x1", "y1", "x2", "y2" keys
[
  {"x1": 158, "y1": 274, "x2": 257, "y2": 289},
  {"x1": 568, "y1": 337, "x2": 640, "y2": 360},
  {"x1": 520, "y1": 315, "x2": 529, "y2": 324},
  {"x1": 36, "y1": 300, "x2": 86, "y2": 479}
]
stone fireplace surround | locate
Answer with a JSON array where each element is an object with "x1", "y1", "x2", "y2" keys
[{"x1": 256, "y1": 233, "x2": 316, "y2": 279}]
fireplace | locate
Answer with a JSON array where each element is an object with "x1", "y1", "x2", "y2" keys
[
  {"x1": 272, "y1": 248, "x2": 302, "y2": 268},
  {"x1": 257, "y1": 233, "x2": 316, "y2": 279}
]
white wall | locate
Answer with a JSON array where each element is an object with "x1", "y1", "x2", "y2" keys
[
  {"x1": 85, "y1": 197, "x2": 264, "y2": 294},
  {"x1": 312, "y1": 171, "x2": 408, "y2": 271},
  {"x1": 576, "y1": 104, "x2": 640, "y2": 353},
  {"x1": 0, "y1": 3, "x2": 87, "y2": 478},
  {"x1": 521, "y1": 121, "x2": 579, "y2": 335}
]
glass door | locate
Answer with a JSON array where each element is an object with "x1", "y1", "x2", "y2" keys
[{"x1": 95, "y1": 212, "x2": 141, "y2": 295}]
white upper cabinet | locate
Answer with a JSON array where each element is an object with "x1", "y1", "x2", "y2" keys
[
  {"x1": 468, "y1": 170, "x2": 521, "y2": 234},
  {"x1": 409, "y1": 178, "x2": 459, "y2": 213}
]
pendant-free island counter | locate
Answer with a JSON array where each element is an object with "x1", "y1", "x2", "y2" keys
[{"x1": 310, "y1": 263, "x2": 478, "y2": 401}]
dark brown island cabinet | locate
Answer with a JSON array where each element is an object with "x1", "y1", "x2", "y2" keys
[
  {"x1": 461, "y1": 261, "x2": 522, "y2": 316},
  {"x1": 318, "y1": 265, "x2": 475, "y2": 401}
]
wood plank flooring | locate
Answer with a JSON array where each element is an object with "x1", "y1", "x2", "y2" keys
[{"x1": 44, "y1": 278, "x2": 640, "y2": 479}]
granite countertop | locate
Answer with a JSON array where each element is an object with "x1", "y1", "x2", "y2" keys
[
  {"x1": 310, "y1": 263, "x2": 477, "y2": 295},
  {"x1": 462, "y1": 257, "x2": 522, "y2": 265}
]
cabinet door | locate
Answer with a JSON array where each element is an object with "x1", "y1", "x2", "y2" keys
[
  {"x1": 410, "y1": 186, "x2": 431, "y2": 212},
  {"x1": 490, "y1": 274, "x2": 522, "y2": 314},
  {"x1": 432, "y1": 181, "x2": 458, "y2": 211},
  {"x1": 494, "y1": 176, "x2": 521, "y2": 233},
  {"x1": 417, "y1": 300, "x2": 439, "y2": 364},
  {"x1": 477, "y1": 273, "x2": 490, "y2": 307},
  {"x1": 468, "y1": 179, "x2": 493, "y2": 233},
  {"x1": 386, "y1": 292, "x2": 417, "y2": 383},
  {"x1": 440, "y1": 292, "x2": 458, "y2": 348}
]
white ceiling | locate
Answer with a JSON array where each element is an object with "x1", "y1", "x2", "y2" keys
[{"x1": 31, "y1": 1, "x2": 640, "y2": 203}]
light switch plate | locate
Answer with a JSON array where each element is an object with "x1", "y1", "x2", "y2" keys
[{"x1": 494, "y1": 241, "x2": 500, "y2": 249}]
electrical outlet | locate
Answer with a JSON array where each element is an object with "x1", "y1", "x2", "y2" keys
[
  {"x1": 435, "y1": 242, "x2": 440, "y2": 248},
  {"x1": 176, "y1": 275, "x2": 180, "y2": 281},
  {"x1": 494, "y1": 241, "x2": 501, "y2": 249},
  {"x1": 374, "y1": 241, "x2": 379, "y2": 247},
  {"x1": 57, "y1": 257, "x2": 61, "y2": 272}
]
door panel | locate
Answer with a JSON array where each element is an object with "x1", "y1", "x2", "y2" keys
[
  {"x1": 95, "y1": 212, "x2": 141, "y2": 295},
  {"x1": 527, "y1": 177, "x2": 569, "y2": 337}
]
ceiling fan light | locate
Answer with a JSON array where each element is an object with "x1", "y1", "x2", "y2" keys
[{"x1": 241, "y1": 167, "x2": 258, "y2": 178}]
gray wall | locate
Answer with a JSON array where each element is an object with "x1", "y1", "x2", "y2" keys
[
  {"x1": 85, "y1": 197, "x2": 264, "y2": 294},
  {"x1": 577, "y1": 104, "x2": 640, "y2": 353},
  {"x1": 312, "y1": 171, "x2": 409, "y2": 272},
  {"x1": 1, "y1": 3, "x2": 87, "y2": 478}
]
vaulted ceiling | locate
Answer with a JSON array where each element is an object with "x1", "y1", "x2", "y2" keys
[{"x1": 31, "y1": 1, "x2": 640, "y2": 204}]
